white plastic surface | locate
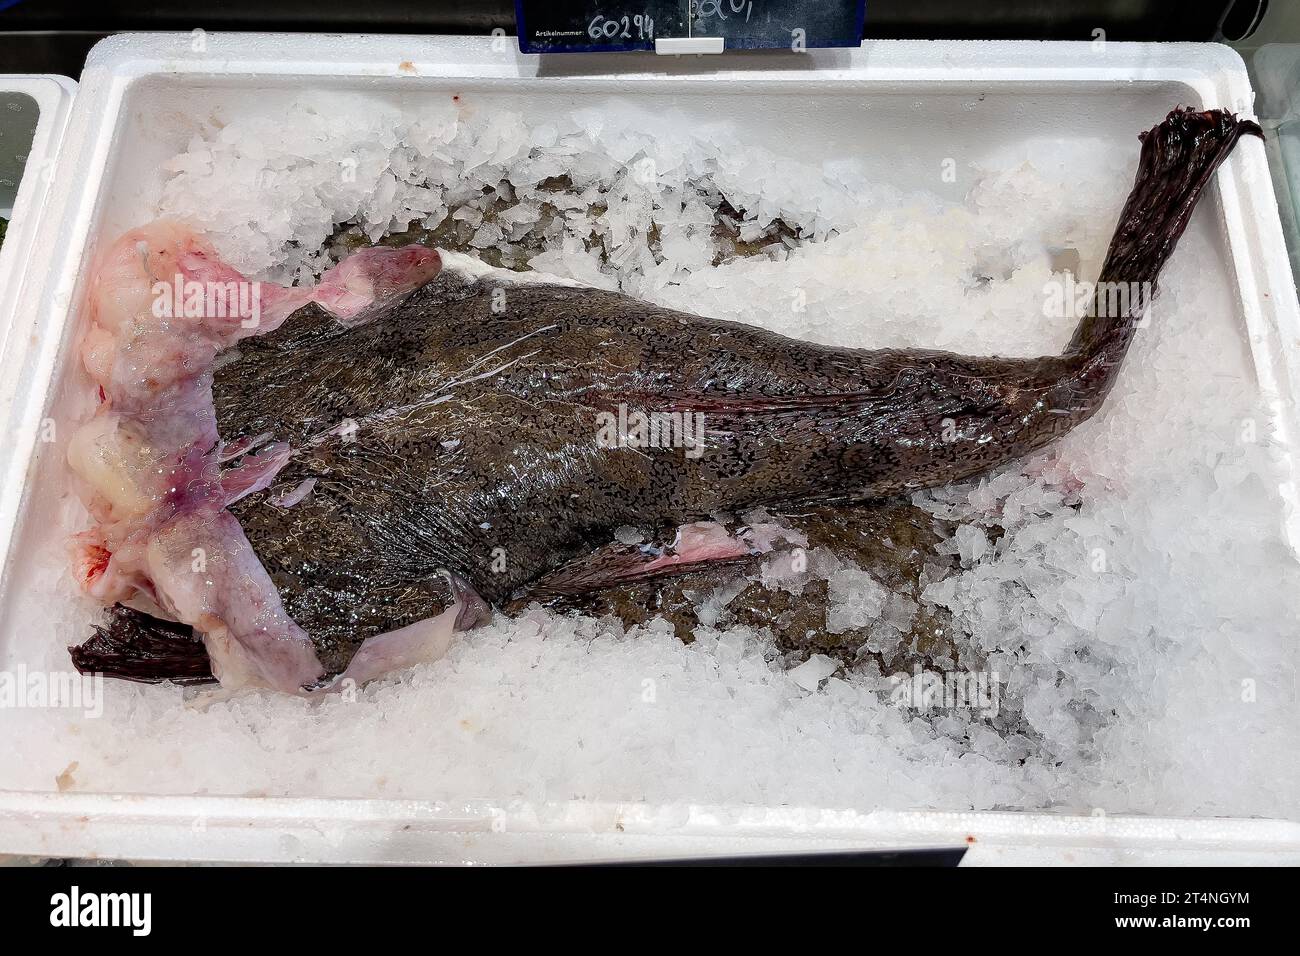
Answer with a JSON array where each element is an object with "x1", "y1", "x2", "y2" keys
[
  {"x1": 0, "y1": 34, "x2": 1297, "y2": 865},
  {"x1": 0, "y1": 75, "x2": 76, "y2": 430}
]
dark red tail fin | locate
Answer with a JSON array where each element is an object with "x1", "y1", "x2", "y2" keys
[
  {"x1": 1066, "y1": 107, "x2": 1262, "y2": 360},
  {"x1": 70, "y1": 605, "x2": 216, "y2": 685}
]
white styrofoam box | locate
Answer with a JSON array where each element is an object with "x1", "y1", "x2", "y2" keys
[
  {"x1": 0, "y1": 75, "x2": 76, "y2": 414},
  {"x1": 0, "y1": 33, "x2": 1298, "y2": 865}
]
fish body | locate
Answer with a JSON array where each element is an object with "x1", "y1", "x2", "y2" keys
[
  {"x1": 214, "y1": 265, "x2": 1093, "y2": 674},
  {"x1": 68, "y1": 109, "x2": 1262, "y2": 690}
]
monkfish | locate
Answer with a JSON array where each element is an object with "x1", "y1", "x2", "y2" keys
[{"x1": 67, "y1": 108, "x2": 1261, "y2": 692}]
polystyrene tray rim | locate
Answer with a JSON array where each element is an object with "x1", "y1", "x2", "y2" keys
[{"x1": 3, "y1": 790, "x2": 1299, "y2": 865}]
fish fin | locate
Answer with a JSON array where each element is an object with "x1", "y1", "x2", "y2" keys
[
  {"x1": 320, "y1": 571, "x2": 487, "y2": 689},
  {"x1": 219, "y1": 440, "x2": 293, "y2": 506},
  {"x1": 303, "y1": 245, "x2": 443, "y2": 326},
  {"x1": 335, "y1": 606, "x2": 460, "y2": 687},
  {"x1": 510, "y1": 520, "x2": 756, "y2": 604},
  {"x1": 1068, "y1": 107, "x2": 1262, "y2": 359},
  {"x1": 442, "y1": 569, "x2": 493, "y2": 630},
  {"x1": 69, "y1": 605, "x2": 216, "y2": 685}
]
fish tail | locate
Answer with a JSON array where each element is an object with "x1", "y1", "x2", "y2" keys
[
  {"x1": 1065, "y1": 107, "x2": 1262, "y2": 361},
  {"x1": 70, "y1": 605, "x2": 216, "y2": 685}
]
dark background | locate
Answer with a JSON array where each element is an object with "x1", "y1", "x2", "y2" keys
[{"x1": 0, "y1": 1, "x2": 1272, "y2": 77}]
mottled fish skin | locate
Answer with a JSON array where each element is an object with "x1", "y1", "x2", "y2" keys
[{"x1": 212, "y1": 268, "x2": 1070, "y2": 673}]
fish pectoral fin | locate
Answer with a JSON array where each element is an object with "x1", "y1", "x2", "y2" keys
[
  {"x1": 511, "y1": 520, "x2": 756, "y2": 606},
  {"x1": 441, "y1": 568, "x2": 493, "y2": 631},
  {"x1": 325, "y1": 570, "x2": 489, "y2": 689}
]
